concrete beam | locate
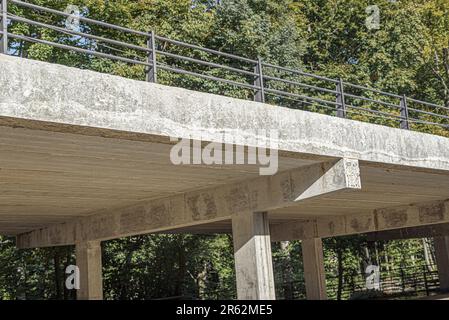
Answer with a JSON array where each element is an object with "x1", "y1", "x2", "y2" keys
[
  {"x1": 302, "y1": 238, "x2": 327, "y2": 300},
  {"x1": 366, "y1": 223, "x2": 449, "y2": 241},
  {"x1": 232, "y1": 212, "x2": 275, "y2": 300},
  {"x1": 2, "y1": 54, "x2": 449, "y2": 173},
  {"x1": 271, "y1": 199, "x2": 449, "y2": 241},
  {"x1": 434, "y1": 236, "x2": 449, "y2": 292},
  {"x1": 16, "y1": 158, "x2": 360, "y2": 248},
  {"x1": 76, "y1": 241, "x2": 103, "y2": 300}
]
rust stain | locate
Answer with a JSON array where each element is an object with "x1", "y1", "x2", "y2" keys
[
  {"x1": 120, "y1": 207, "x2": 145, "y2": 232},
  {"x1": 149, "y1": 203, "x2": 168, "y2": 227},
  {"x1": 328, "y1": 221, "x2": 335, "y2": 235},
  {"x1": 293, "y1": 225, "x2": 305, "y2": 239},
  {"x1": 226, "y1": 187, "x2": 249, "y2": 214},
  {"x1": 202, "y1": 193, "x2": 217, "y2": 219},
  {"x1": 349, "y1": 217, "x2": 372, "y2": 232},
  {"x1": 419, "y1": 202, "x2": 444, "y2": 223},
  {"x1": 381, "y1": 209, "x2": 408, "y2": 228},
  {"x1": 186, "y1": 195, "x2": 201, "y2": 221},
  {"x1": 280, "y1": 177, "x2": 291, "y2": 201},
  {"x1": 250, "y1": 190, "x2": 259, "y2": 210}
]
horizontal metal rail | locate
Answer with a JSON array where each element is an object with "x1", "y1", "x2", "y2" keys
[
  {"x1": 262, "y1": 61, "x2": 339, "y2": 83},
  {"x1": 155, "y1": 34, "x2": 257, "y2": 64},
  {"x1": 407, "y1": 97, "x2": 449, "y2": 111},
  {"x1": 346, "y1": 104, "x2": 403, "y2": 120},
  {"x1": 158, "y1": 64, "x2": 260, "y2": 90},
  {"x1": 8, "y1": 13, "x2": 151, "y2": 53},
  {"x1": 7, "y1": 32, "x2": 151, "y2": 66},
  {"x1": 343, "y1": 81, "x2": 403, "y2": 99},
  {"x1": 346, "y1": 108, "x2": 403, "y2": 123},
  {"x1": 408, "y1": 117, "x2": 449, "y2": 128},
  {"x1": 264, "y1": 87, "x2": 340, "y2": 107},
  {"x1": 9, "y1": 0, "x2": 150, "y2": 36},
  {"x1": 156, "y1": 49, "x2": 257, "y2": 76},
  {"x1": 344, "y1": 92, "x2": 401, "y2": 109},
  {"x1": 264, "y1": 90, "x2": 339, "y2": 112},
  {"x1": 1, "y1": 0, "x2": 447, "y2": 136},
  {"x1": 409, "y1": 107, "x2": 449, "y2": 121},
  {"x1": 263, "y1": 74, "x2": 338, "y2": 95}
]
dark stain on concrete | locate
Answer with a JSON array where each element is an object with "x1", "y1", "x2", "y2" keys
[
  {"x1": 350, "y1": 217, "x2": 372, "y2": 232},
  {"x1": 186, "y1": 195, "x2": 201, "y2": 221},
  {"x1": 280, "y1": 177, "x2": 292, "y2": 201},
  {"x1": 419, "y1": 202, "x2": 444, "y2": 223},
  {"x1": 328, "y1": 221, "x2": 335, "y2": 235},
  {"x1": 150, "y1": 203, "x2": 168, "y2": 227},
  {"x1": 226, "y1": 187, "x2": 249, "y2": 214},
  {"x1": 202, "y1": 193, "x2": 217, "y2": 219},
  {"x1": 381, "y1": 208, "x2": 408, "y2": 228}
]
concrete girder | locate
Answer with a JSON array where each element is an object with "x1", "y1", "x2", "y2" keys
[
  {"x1": 271, "y1": 199, "x2": 449, "y2": 241},
  {"x1": 16, "y1": 158, "x2": 360, "y2": 248}
]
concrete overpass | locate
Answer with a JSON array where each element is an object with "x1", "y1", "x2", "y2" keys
[{"x1": 1, "y1": 54, "x2": 449, "y2": 300}]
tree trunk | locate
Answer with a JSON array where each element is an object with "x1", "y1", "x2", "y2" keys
[
  {"x1": 423, "y1": 238, "x2": 434, "y2": 271},
  {"x1": 280, "y1": 241, "x2": 294, "y2": 300},
  {"x1": 336, "y1": 244, "x2": 344, "y2": 300},
  {"x1": 53, "y1": 250, "x2": 63, "y2": 300},
  {"x1": 175, "y1": 242, "x2": 186, "y2": 297}
]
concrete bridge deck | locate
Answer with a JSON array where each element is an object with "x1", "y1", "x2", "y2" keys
[{"x1": 1, "y1": 54, "x2": 449, "y2": 300}]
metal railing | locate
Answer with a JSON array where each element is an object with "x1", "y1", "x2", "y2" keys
[
  {"x1": 1, "y1": 0, "x2": 448, "y2": 135},
  {"x1": 325, "y1": 264, "x2": 440, "y2": 300}
]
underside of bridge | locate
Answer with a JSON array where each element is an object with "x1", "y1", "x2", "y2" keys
[{"x1": 1, "y1": 54, "x2": 449, "y2": 300}]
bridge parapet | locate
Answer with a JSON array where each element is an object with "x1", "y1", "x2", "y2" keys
[{"x1": 0, "y1": 0, "x2": 448, "y2": 136}]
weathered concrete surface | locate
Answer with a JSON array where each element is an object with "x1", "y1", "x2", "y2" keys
[
  {"x1": 1, "y1": 54, "x2": 449, "y2": 302},
  {"x1": 301, "y1": 238, "x2": 327, "y2": 300},
  {"x1": 271, "y1": 200, "x2": 449, "y2": 241},
  {"x1": 434, "y1": 236, "x2": 449, "y2": 292},
  {"x1": 16, "y1": 159, "x2": 360, "y2": 248},
  {"x1": 366, "y1": 223, "x2": 449, "y2": 241},
  {"x1": 76, "y1": 241, "x2": 103, "y2": 300},
  {"x1": 232, "y1": 212, "x2": 275, "y2": 300},
  {"x1": 1, "y1": 54, "x2": 449, "y2": 242},
  {"x1": 1, "y1": 54, "x2": 449, "y2": 172}
]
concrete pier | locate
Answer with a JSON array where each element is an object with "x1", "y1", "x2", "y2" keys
[
  {"x1": 232, "y1": 212, "x2": 275, "y2": 300},
  {"x1": 76, "y1": 241, "x2": 103, "y2": 300}
]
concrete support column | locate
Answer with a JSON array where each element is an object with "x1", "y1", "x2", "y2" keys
[
  {"x1": 302, "y1": 238, "x2": 327, "y2": 300},
  {"x1": 75, "y1": 241, "x2": 103, "y2": 300},
  {"x1": 434, "y1": 236, "x2": 449, "y2": 292},
  {"x1": 232, "y1": 212, "x2": 275, "y2": 300}
]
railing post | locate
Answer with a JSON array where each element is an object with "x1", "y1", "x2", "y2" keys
[
  {"x1": 423, "y1": 265, "x2": 429, "y2": 296},
  {"x1": 336, "y1": 78, "x2": 346, "y2": 118},
  {"x1": 0, "y1": 0, "x2": 7, "y2": 54},
  {"x1": 399, "y1": 94, "x2": 410, "y2": 130},
  {"x1": 146, "y1": 30, "x2": 157, "y2": 83},
  {"x1": 400, "y1": 268, "x2": 405, "y2": 293},
  {"x1": 254, "y1": 57, "x2": 265, "y2": 103}
]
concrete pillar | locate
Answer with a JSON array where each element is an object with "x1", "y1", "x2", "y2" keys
[
  {"x1": 75, "y1": 241, "x2": 103, "y2": 300},
  {"x1": 232, "y1": 212, "x2": 275, "y2": 300},
  {"x1": 302, "y1": 238, "x2": 327, "y2": 300},
  {"x1": 434, "y1": 236, "x2": 449, "y2": 292}
]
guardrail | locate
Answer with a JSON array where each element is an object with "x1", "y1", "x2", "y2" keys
[
  {"x1": 275, "y1": 264, "x2": 441, "y2": 300},
  {"x1": 325, "y1": 264, "x2": 440, "y2": 300},
  {"x1": 1, "y1": 0, "x2": 448, "y2": 134}
]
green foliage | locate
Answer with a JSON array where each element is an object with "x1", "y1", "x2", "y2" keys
[
  {"x1": 102, "y1": 234, "x2": 235, "y2": 300},
  {"x1": 349, "y1": 289, "x2": 387, "y2": 300}
]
